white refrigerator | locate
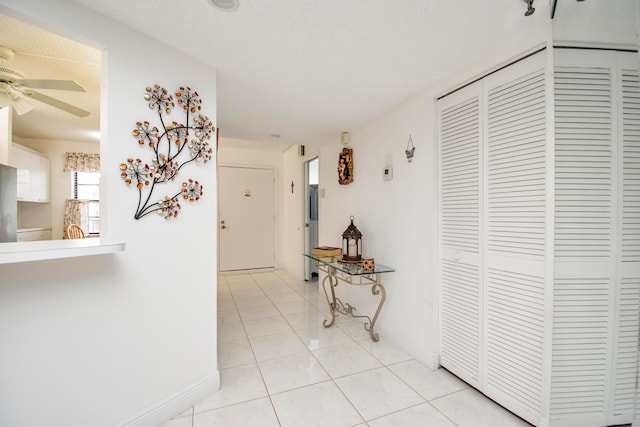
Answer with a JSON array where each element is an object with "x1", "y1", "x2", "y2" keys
[{"x1": 0, "y1": 163, "x2": 17, "y2": 242}]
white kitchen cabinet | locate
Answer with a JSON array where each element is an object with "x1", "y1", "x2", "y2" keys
[
  {"x1": 16, "y1": 228, "x2": 52, "y2": 242},
  {"x1": 10, "y1": 143, "x2": 50, "y2": 203},
  {"x1": 438, "y1": 48, "x2": 640, "y2": 427}
]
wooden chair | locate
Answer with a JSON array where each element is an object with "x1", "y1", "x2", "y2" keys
[{"x1": 65, "y1": 224, "x2": 86, "y2": 239}]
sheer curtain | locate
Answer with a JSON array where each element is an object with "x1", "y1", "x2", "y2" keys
[
  {"x1": 63, "y1": 199, "x2": 89, "y2": 237},
  {"x1": 63, "y1": 152, "x2": 99, "y2": 237}
]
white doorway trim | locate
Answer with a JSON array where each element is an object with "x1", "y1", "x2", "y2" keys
[
  {"x1": 217, "y1": 165, "x2": 277, "y2": 272},
  {"x1": 304, "y1": 157, "x2": 319, "y2": 281}
]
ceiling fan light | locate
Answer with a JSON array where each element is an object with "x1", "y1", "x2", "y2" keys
[
  {"x1": 0, "y1": 91, "x2": 10, "y2": 108},
  {"x1": 207, "y1": 0, "x2": 239, "y2": 11}
]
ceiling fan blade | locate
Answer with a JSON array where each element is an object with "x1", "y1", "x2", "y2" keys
[
  {"x1": 21, "y1": 89, "x2": 90, "y2": 117},
  {"x1": 10, "y1": 93, "x2": 35, "y2": 115},
  {"x1": 16, "y1": 79, "x2": 86, "y2": 92}
]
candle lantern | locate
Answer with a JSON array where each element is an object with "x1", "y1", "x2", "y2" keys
[{"x1": 342, "y1": 215, "x2": 362, "y2": 263}]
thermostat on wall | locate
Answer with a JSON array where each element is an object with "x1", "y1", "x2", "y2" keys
[{"x1": 383, "y1": 166, "x2": 393, "y2": 181}]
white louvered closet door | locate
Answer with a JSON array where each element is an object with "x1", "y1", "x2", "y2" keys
[
  {"x1": 438, "y1": 81, "x2": 483, "y2": 389},
  {"x1": 615, "y1": 52, "x2": 640, "y2": 426},
  {"x1": 481, "y1": 52, "x2": 548, "y2": 426},
  {"x1": 552, "y1": 49, "x2": 640, "y2": 427},
  {"x1": 623, "y1": 57, "x2": 640, "y2": 426}
]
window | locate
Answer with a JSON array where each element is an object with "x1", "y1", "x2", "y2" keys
[{"x1": 73, "y1": 171, "x2": 100, "y2": 235}]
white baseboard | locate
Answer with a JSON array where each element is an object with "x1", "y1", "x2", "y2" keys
[
  {"x1": 377, "y1": 324, "x2": 440, "y2": 371},
  {"x1": 114, "y1": 372, "x2": 220, "y2": 427},
  {"x1": 219, "y1": 268, "x2": 276, "y2": 275}
]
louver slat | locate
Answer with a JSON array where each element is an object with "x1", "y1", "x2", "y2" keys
[
  {"x1": 439, "y1": 88, "x2": 481, "y2": 387},
  {"x1": 615, "y1": 67, "x2": 640, "y2": 420},
  {"x1": 484, "y1": 65, "x2": 546, "y2": 424},
  {"x1": 487, "y1": 70, "x2": 546, "y2": 258},
  {"x1": 440, "y1": 260, "x2": 480, "y2": 383},
  {"x1": 613, "y1": 278, "x2": 640, "y2": 416},
  {"x1": 551, "y1": 60, "x2": 614, "y2": 425},
  {"x1": 551, "y1": 278, "x2": 609, "y2": 418},
  {"x1": 622, "y1": 68, "x2": 640, "y2": 262},
  {"x1": 486, "y1": 269, "x2": 544, "y2": 416},
  {"x1": 555, "y1": 68, "x2": 612, "y2": 260},
  {"x1": 441, "y1": 97, "x2": 480, "y2": 253}
]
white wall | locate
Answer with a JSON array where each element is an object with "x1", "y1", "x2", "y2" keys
[
  {"x1": 553, "y1": 0, "x2": 638, "y2": 49},
  {"x1": 280, "y1": 144, "x2": 321, "y2": 278},
  {"x1": 306, "y1": 4, "x2": 551, "y2": 369},
  {"x1": 0, "y1": 1, "x2": 219, "y2": 426},
  {"x1": 14, "y1": 136, "x2": 99, "y2": 239},
  {"x1": 301, "y1": 0, "x2": 639, "y2": 379},
  {"x1": 217, "y1": 139, "x2": 322, "y2": 278},
  {"x1": 217, "y1": 138, "x2": 291, "y2": 270},
  {"x1": 316, "y1": 93, "x2": 439, "y2": 366}
]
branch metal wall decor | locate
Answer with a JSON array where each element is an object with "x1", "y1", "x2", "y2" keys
[{"x1": 119, "y1": 84, "x2": 215, "y2": 219}]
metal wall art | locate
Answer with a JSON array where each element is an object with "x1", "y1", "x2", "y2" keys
[
  {"x1": 119, "y1": 84, "x2": 215, "y2": 219},
  {"x1": 338, "y1": 147, "x2": 353, "y2": 185}
]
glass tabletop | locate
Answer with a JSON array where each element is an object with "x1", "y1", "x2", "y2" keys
[{"x1": 304, "y1": 253, "x2": 395, "y2": 275}]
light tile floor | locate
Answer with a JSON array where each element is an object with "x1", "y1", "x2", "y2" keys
[{"x1": 162, "y1": 270, "x2": 533, "y2": 427}]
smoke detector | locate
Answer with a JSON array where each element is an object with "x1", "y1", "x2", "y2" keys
[{"x1": 207, "y1": 0, "x2": 239, "y2": 11}]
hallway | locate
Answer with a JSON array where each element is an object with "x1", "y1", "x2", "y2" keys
[{"x1": 163, "y1": 270, "x2": 532, "y2": 427}]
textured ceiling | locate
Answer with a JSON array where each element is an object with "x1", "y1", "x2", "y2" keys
[
  {"x1": 0, "y1": 14, "x2": 101, "y2": 143},
  {"x1": 2, "y1": 0, "x2": 547, "y2": 145}
]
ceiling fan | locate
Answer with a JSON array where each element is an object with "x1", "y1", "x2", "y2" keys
[{"x1": 0, "y1": 46, "x2": 90, "y2": 117}]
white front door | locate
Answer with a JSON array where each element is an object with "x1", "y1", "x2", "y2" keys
[{"x1": 218, "y1": 166, "x2": 275, "y2": 271}]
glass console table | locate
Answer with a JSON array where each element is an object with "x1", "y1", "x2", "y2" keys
[{"x1": 304, "y1": 253, "x2": 395, "y2": 342}]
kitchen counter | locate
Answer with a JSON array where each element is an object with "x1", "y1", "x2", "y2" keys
[
  {"x1": 17, "y1": 227, "x2": 50, "y2": 232},
  {"x1": 17, "y1": 227, "x2": 52, "y2": 242},
  {"x1": 0, "y1": 238, "x2": 125, "y2": 264}
]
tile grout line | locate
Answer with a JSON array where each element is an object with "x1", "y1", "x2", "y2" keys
[
  {"x1": 219, "y1": 272, "x2": 431, "y2": 427},
  {"x1": 241, "y1": 273, "x2": 284, "y2": 427},
  {"x1": 188, "y1": 271, "x2": 526, "y2": 427},
  {"x1": 212, "y1": 274, "x2": 280, "y2": 424},
  {"x1": 249, "y1": 272, "x2": 371, "y2": 426},
  {"x1": 221, "y1": 272, "x2": 404, "y2": 426}
]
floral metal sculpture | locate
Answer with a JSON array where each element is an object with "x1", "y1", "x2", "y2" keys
[{"x1": 120, "y1": 84, "x2": 215, "y2": 219}]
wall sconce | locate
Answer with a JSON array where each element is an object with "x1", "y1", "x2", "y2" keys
[
  {"x1": 341, "y1": 215, "x2": 362, "y2": 263},
  {"x1": 524, "y1": 0, "x2": 535, "y2": 16},
  {"x1": 405, "y1": 135, "x2": 415, "y2": 162}
]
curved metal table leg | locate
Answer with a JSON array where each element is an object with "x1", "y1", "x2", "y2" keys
[
  {"x1": 309, "y1": 257, "x2": 391, "y2": 342},
  {"x1": 322, "y1": 270, "x2": 338, "y2": 328},
  {"x1": 364, "y1": 282, "x2": 386, "y2": 342}
]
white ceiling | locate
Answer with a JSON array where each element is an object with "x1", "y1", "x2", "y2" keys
[{"x1": 1, "y1": 0, "x2": 547, "y2": 146}]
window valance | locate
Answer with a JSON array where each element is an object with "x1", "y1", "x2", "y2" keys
[{"x1": 63, "y1": 152, "x2": 100, "y2": 172}]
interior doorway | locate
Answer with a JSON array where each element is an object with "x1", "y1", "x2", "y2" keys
[
  {"x1": 304, "y1": 157, "x2": 319, "y2": 281},
  {"x1": 218, "y1": 166, "x2": 276, "y2": 272}
]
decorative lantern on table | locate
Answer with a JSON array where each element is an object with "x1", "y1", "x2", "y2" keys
[{"x1": 341, "y1": 215, "x2": 362, "y2": 263}]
